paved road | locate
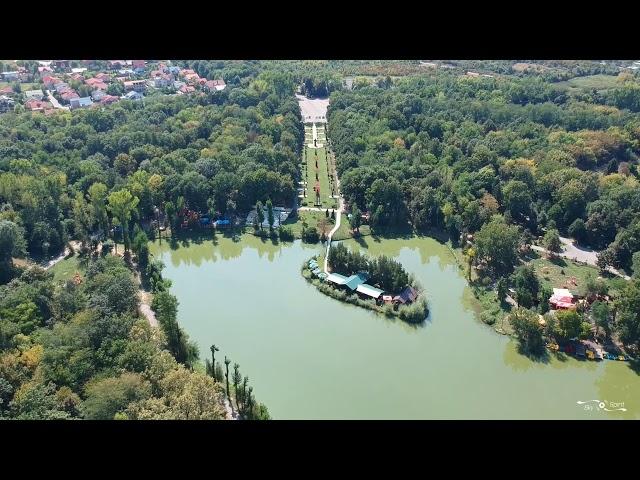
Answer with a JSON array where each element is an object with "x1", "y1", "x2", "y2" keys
[
  {"x1": 45, "y1": 90, "x2": 69, "y2": 110},
  {"x1": 558, "y1": 236, "x2": 598, "y2": 265},
  {"x1": 531, "y1": 240, "x2": 630, "y2": 280}
]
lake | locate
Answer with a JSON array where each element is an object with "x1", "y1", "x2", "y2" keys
[{"x1": 151, "y1": 234, "x2": 640, "y2": 419}]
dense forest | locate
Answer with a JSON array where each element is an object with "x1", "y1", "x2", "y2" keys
[
  {"x1": 328, "y1": 70, "x2": 640, "y2": 351},
  {"x1": 0, "y1": 69, "x2": 301, "y2": 419},
  {"x1": 329, "y1": 73, "x2": 640, "y2": 271}
]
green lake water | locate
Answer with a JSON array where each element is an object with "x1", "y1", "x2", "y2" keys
[{"x1": 151, "y1": 234, "x2": 640, "y2": 419}]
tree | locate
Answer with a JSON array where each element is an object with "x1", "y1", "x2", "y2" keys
[
  {"x1": 591, "y1": 301, "x2": 611, "y2": 337},
  {"x1": 502, "y1": 180, "x2": 532, "y2": 221},
  {"x1": 496, "y1": 277, "x2": 507, "y2": 304},
  {"x1": 210, "y1": 344, "x2": 219, "y2": 381},
  {"x1": 616, "y1": 279, "x2": 640, "y2": 349},
  {"x1": 511, "y1": 264, "x2": 539, "y2": 308},
  {"x1": 266, "y1": 199, "x2": 274, "y2": 230},
  {"x1": 596, "y1": 248, "x2": 616, "y2": 274},
  {"x1": 0, "y1": 220, "x2": 26, "y2": 283},
  {"x1": 584, "y1": 274, "x2": 608, "y2": 300},
  {"x1": 474, "y1": 216, "x2": 520, "y2": 277},
  {"x1": 556, "y1": 310, "x2": 583, "y2": 341},
  {"x1": 88, "y1": 182, "x2": 108, "y2": 235},
  {"x1": 224, "y1": 356, "x2": 231, "y2": 400},
  {"x1": 465, "y1": 248, "x2": 475, "y2": 282},
  {"x1": 108, "y1": 189, "x2": 139, "y2": 252},
  {"x1": 256, "y1": 201, "x2": 264, "y2": 231},
  {"x1": 632, "y1": 251, "x2": 640, "y2": 278},
  {"x1": 82, "y1": 373, "x2": 151, "y2": 420},
  {"x1": 232, "y1": 363, "x2": 242, "y2": 410},
  {"x1": 568, "y1": 218, "x2": 587, "y2": 245},
  {"x1": 509, "y1": 308, "x2": 544, "y2": 355},
  {"x1": 349, "y1": 205, "x2": 362, "y2": 234},
  {"x1": 543, "y1": 228, "x2": 561, "y2": 258}
]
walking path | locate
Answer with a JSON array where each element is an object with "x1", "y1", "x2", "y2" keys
[
  {"x1": 43, "y1": 241, "x2": 80, "y2": 270},
  {"x1": 530, "y1": 240, "x2": 630, "y2": 280},
  {"x1": 45, "y1": 89, "x2": 69, "y2": 110}
]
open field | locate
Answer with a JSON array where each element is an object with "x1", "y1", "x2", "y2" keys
[
  {"x1": 526, "y1": 251, "x2": 626, "y2": 298},
  {"x1": 283, "y1": 210, "x2": 335, "y2": 238},
  {"x1": 49, "y1": 254, "x2": 84, "y2": 283},
  {"x1": 554, "y1": 74, "x2": 619, "y2": 93}
]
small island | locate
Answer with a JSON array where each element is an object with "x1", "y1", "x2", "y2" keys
[{"x1": 301, "y1": 243, "x2": 429, "y2": 324}]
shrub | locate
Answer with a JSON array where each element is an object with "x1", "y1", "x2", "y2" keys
[{"x1": 278, "y1": 226, "x2": 294, "y2": 241}]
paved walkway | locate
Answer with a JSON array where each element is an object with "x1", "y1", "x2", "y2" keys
[
  {"x1": 531, "y1": 240, "x2": 630, "y2": 280},
  {"x1": 45, "y1": 89, "x2": 69, "y2": 110},
  {"x1": 297, "y1": 94, "x2": 329, "y2": 123},
  {"x1": 43, "y1": 241, "x2": 79, "y2": 270}
]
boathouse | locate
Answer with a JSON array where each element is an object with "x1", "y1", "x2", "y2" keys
[{"x1": 394, "y1": 286, "x2": 418, "y2": 305}]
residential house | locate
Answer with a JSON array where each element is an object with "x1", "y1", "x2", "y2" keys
[
  {"x1": 204, "y1": 79, "x2": 226, "y2": 91},
  {"x1": 91, "y1": 90, "x2": 106, "y2": 101},
  {"x1": 0, "y1": 95, "x2": 15, "y2": 113},
  {"x1": 43, "y1": 76, "x2": 62, "y2": 90},
  {"x1": 85, "y1": 78, "x2": 108, "y2": 90},
  {"x1": 38, "y1": 66, "x2": 53, "y2": 75},
  {"x1": 24, "y1": 90, "x2": 45, "y2": 101},
  {"x1": 183, "y1": 72, "x2": 201, "y2": 84},
  {"x1": 100, "y1": 95, "x2": 119, "y2": 105},
  {"x1": 131, "y1": 60, "x2": 146, "y2": 69},
  {"x1": 393, "y1": 286, "x2": 418, "y2": 305},
  {"x1": 0, "y1": 86, "x2": 13, "y2": 96},
  {"x1": 25, "y1": 99, "x2": 51, "y2": 112},
  {"x1": 123, "y1": 91, "x2": 143, "y2": 101},
  {"x1": 123, "y1": 80, "x2": 146, "y2": 92},
  {"x1": 69, "y1": 73, "x2": 84, "y2": 82},
  {"x1": 118, "y1": 69, "x2": 134, "y2": 77},
  {"x1": 549, "y1": 288, "x2": 576, "y2": 310},
  {"x1": 173, "y1": 80, "x2": 185, "y2": 89},
  {"x1": 52, "y1": 60, "x2": 69, "y2": 70},
  {"x1": 179, "y1": 69, "x2": 196, "y2": 78},
  {"x1": 108, "y1": 60, "x2": 125, "y2": 70},
  {"x1": 60, "y1": 90, "x2": 80, "y2": 103},
  {"x1": 69, "y1": 97, "x2": 93, "y2": 110},
  {"x1": 95, "y1": 73, "x2": 112, "y2": 83},
  {"x1": 1, "y1": 71, "x2": 20, "y2": 82},
  {"x1": 179, "y1": 84, "x2": 195, "y2": 94},
  {"x1": 54, "y1": 82, "x2": 69, "y2": 92},
  {"x1": 153, "y1": 74, "x2": 173, "y2": 88},
  {"x1": 71, "y1": 67, "x2": 87, "y2": 74}
]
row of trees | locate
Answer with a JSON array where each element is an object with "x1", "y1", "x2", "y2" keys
[{"x1": 328, "y1": 243, "x2": 410, "y2": 293}]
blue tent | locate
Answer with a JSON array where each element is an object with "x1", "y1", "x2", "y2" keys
[{"x1": 214, "y1": 219, "x2": 231, "y2": 227}]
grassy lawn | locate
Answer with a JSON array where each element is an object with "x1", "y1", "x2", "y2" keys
[
  {"x1": 49, "y1": 255, "x2": 85, "y2": 283},
  {"x1": 284, "y1": 210, "x2": 335, "y2": 238},
  {"x1": 301, "y1": 125, "x2": 336, "y2": 209},
  {"x1": 0, "y1": 82, "x2": 42, "y2": 92},
  {"x1": 525, "y1": 250, "x2": 624, "y2": 297},
  {"x1": 554, "y1": 74, "x2": 619, "y2": 93}
]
